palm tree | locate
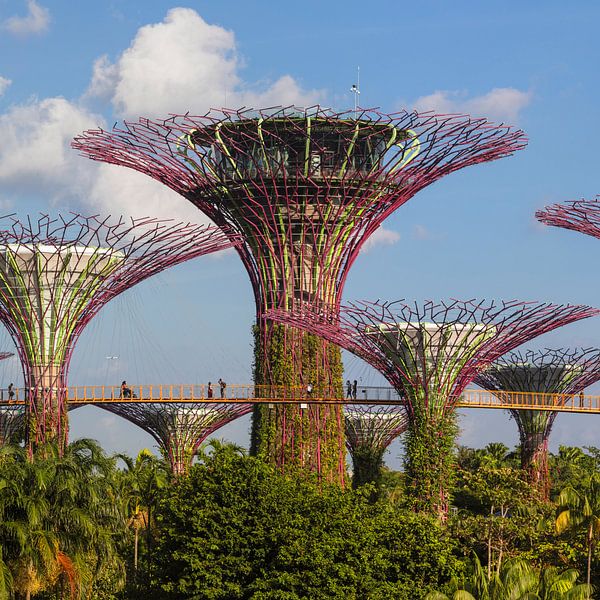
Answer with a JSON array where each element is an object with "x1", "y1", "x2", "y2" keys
[
  {"x1": 556, "y1": 473, "x2": 600, "y2": 592},
  {"x1": 117, "y1": 449, "x2": 168, "y2": 573},
  {"x1": 0, "y1": 440, "x2": 128, "y2": 599},
  {"x1": 425, "y1": 554, "x2": 592, "y2": 600}
]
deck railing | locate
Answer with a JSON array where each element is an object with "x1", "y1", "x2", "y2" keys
[{"x1": 0, "y1": 384, "x2": 599, "y2": 413}]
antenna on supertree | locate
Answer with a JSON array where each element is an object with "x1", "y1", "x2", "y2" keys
[
  {"x1": 536, "y1": 196, "x2": 600, "y2": 239},
  {"x1": 0, "y1": 214, "x2": 238, "y2": 454},
  {"x1": 345, "y1": 404, "x2": 408, "y2": 494},
  {"x1": 267, "y1": 299, "x2": 598, "y2": 517},
  {"x1": 73, "y1": 106, "x2": 527, "y2": 484},
  {"x1": 475, "y1": 348, "x2": 600, "y2": 499},
  {"x1": 98, "y1": 402, "x2": 252, "y2": 475}
]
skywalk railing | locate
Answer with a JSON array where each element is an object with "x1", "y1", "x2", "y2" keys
[{"x1": 0, "y1": 384, "x2": 599, "y2": 413}]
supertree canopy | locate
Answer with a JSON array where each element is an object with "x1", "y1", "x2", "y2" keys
[
  {"x1": 0, "y1": 214, "x2": 237, "y2": 453},
  {"x1": 268, "y1": 299, "x2": 598, "y2": 517},
  {"x1": 345, "y1": 404, "x2": 408, "y2": 491},
  {"x1": 73, "y1": 106, "x2": 526, "y2": 484},
  {"x1": 475, "y1": 348, "x2": 600, "y2": 498},
  {"x1": 99, "y1": 402, "x2": 252, "y2": 475},
  {"x1": 536, "y1": 196, "x2": 600, "y2": 238}
]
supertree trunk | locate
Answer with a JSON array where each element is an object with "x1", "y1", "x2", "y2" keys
[
  {"x1": 401, "y1": 408, "x2": 458, "y2": 518},
  {"x1": 74, "y1": 106, "x2": 527, "y2": 483},
  {"x1": 351, "y1": 444, "x2": 386, "y2": 490},
  {"x1": 250, "y1": 321, "x2": 345, "y2": 480},
  {"x1": 520, "y1": 429, "x2": 549, "y2": 496},
  {"x1": 476, "y1": 348, "x2": 600, "y2": 501},
  {"x1": 268, "y1": 299, "x2": 599, "y2": 517}
]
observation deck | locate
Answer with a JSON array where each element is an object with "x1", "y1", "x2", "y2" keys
[
  {"x1": 188, "y1": 117, "x2": 413, "y2": 184},
  {"x1": 1, "y1": 384, "x2": 600, "y2": 414}
]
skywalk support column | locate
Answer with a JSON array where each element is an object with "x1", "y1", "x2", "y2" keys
[
  {"x1": 74, "y1": 106, "x2": 526, "y2": 483},
  {"x1": 268, "y1": 299, "x2": 598, "y2": 518},
  {"x1": 475, "y1": 348, "x2": 600, "y2": 499},
  {"x1": 0, "y1": 215, "x2": 237, "y2": 454}
]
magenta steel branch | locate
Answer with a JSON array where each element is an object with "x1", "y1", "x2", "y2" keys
[
  {"x1": 0, "y1": 214, "x2": 238, "y2": 452},
  {"x1": 72, "y1": 106, "x2": 527, "y2": 317},
  {"x1": 536, "y1": 196, "x2": 600, "y2": 238}
]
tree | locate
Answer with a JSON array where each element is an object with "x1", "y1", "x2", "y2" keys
[
  {"x1": 0, "y1": 440, "x2": 128, "y2": 599},
  {"x1": 150, "y1": 445, "x2": 462, "y2": 599},
  {"x1": 425, "y1": 554, "x2": 592, "y2": 599},
  {"x1": 556, "y1": 473, "x2": 600, "y2": 591}
]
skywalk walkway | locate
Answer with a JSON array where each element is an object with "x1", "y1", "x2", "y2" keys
[{"x1": 0, "y1": 384, "x2": 599, "y2": 414}]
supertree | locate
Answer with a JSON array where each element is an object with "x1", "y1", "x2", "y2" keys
[
  {"x1": 98, "y1": 402, "x2": 252, "y2": 475},
  {"x1": 536, "y1": 196, "x2": 600, "y2": 238},
  {"x1": 475, "y1": 348, "x2": 600, "y2": 499},
  {"x1": 267, "y1": 299, "x2": 598, "y2": 517},
  {"x1": 0, "y1": 214, "x2": 237, "y2": 453},
  {"x1": 344, "y1": 404, "x2": 408, "y2": 492},
  {"x1": 73, "y1": 106, "x2": 526, "y2": 484}
]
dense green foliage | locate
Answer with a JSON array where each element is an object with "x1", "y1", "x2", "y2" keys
[
  {"x1": 1, "y1": 437, "x2": 599, "y2": 598},
  {"x1": 150, "y1": 444, "x2": 462, "y2": 599}
]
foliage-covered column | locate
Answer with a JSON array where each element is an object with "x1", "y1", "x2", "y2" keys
[
  {"x1": 250, "y1": 321, "x2": 345, "y2": 484},
  {"x1": 405, "y1": 410, "x2": 458, "y2": 516}
]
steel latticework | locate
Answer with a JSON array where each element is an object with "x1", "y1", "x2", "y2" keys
[
  {"x1": 268, "y1": 299, "x2": 598, "y2": 516},
  {"x1": 73, "y1": 106, "x2": 526, "y2": 484},
  {"x1": 475, "y1": 348, "x2": 600, "y2": 498},
  {"x1": 536, "y1": 196, "x2": 600, "y2": 239},
  {"x1": 0, "y1": 214, "x2": 237, "y2": 452},
  {"x1": 99, "y1": 402, "x2": 252, "y2": 475},
  {"x1": 345, "y1": 404, "x2": 408, "y2": 490}
]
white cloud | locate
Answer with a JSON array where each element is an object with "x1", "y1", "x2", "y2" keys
[
  {"x1": 3, "y1": 0, "x2": 50, "y2": 36},
  {"x1": 413, "y1": 224, "x2": 432, "y2": 240},
  {"x1": 361, "y1": 227, "x2": 400, "y2": 254},
  {"x1": 413, "y1": 87, "x2": 532, "y2": 123},
  {"x1": 0, "y1": 77, "x2": 11, "y2": 97},
  {"x1": 0, "y1": 8, "x2": 322, "y2": 222},
  {"x1": 0, "y1": 97, "x2": 102, "y2": 203},
  {"x1": 88, "y1": 164, "x2": 212, "y2": 224},
  {"x1": 84, "y1": 55, "x2": 119, "y2": 103},
  {"x1": 85, "y1": 7, "x2": 322, "y2": 118}
]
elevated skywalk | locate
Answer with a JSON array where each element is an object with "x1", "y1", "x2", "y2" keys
[{"x1": 0, "y1": 384, "x2": 599, "y2": 414}]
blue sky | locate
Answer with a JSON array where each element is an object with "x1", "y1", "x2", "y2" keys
[{"x1": 0, "y1": 0, "x2": 600, "y2": 465}]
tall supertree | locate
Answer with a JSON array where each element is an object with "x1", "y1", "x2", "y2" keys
[
  {"x1": 345, "y1": 404, "x2": 408, "y2": 492},
  {"x1": 73, "y1": 106, "x2": 526, "y2": 484},
  {"x1": 0, "y1": 214, "x2": 237, "y2": 453},
  {"x1": 268, "y1": 299, "x2": 598, "y2": 517},
  {"x1": 98, "y1": 402, "x2": 252, "y2": 475},
  {"x1": 475, "y1": 348, "x2": 600, "y2": 499}
]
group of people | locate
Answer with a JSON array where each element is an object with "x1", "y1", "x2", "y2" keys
[{"x1": 207, "y1": 379, "x2": 227, "y2": 399}]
